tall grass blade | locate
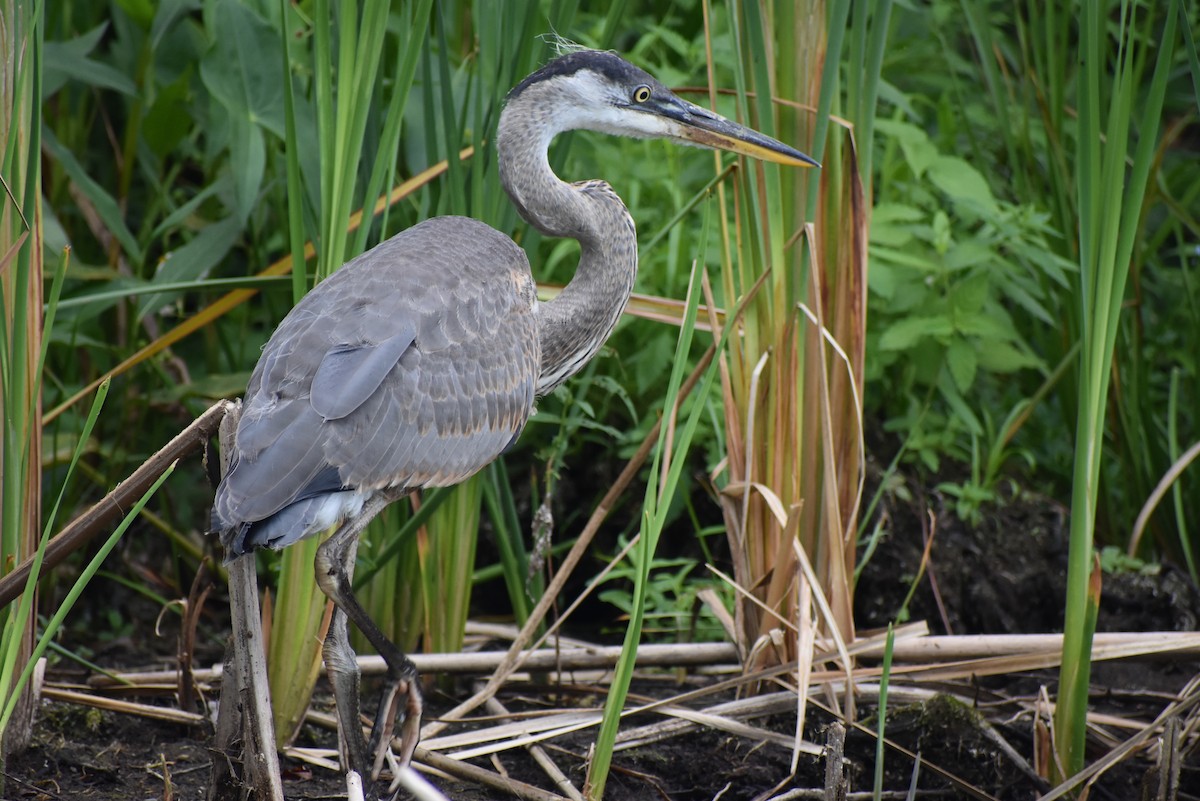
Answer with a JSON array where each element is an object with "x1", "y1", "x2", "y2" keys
[
  {"x1": 280, "y1": 0, "x2": 308, "y2": 306},
  {"x1": 873, "y1": 623, "x2": 895, "y2": 799},
  {"x1": 707, "y1": 0, "x2": 871, "y2": 677},
  {"x1": 0, "y1": 0, "x2": 43, "y2": 765},
  {"x1": 1054, "y1": 0, "x2": 1179, "y2": 779},
  {"x1": 0, "y1": 463, "x2": 175, "y2": 730},
  {"x1": 1, "y1": 384, "x2": 173, "y2": 732},
  {"x1": 422, "y1": 477, "x2": 482, "y2": 654},
  {"x1": 586, "y1": 256, "x2": 715, "y2": 800},
  {"x1": 481, "y1": 461, "x2": 536, "y2": 626}
]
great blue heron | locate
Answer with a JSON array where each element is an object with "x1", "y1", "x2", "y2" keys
[{"x1": 211, "y1": 49, "x2": 815, "y2": 787}]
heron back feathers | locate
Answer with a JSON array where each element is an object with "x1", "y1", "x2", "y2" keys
[{"x1": 212, "y1": 216, "x2": 539, "y2": 552}]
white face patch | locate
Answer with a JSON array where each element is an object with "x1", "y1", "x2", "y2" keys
[{"x1": 547, "y1": 72, "x2": 677, "y2": 141}]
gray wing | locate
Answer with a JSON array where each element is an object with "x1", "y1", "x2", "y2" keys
[{"x1": 212, "y1": 216, "x2": 539, "y2": 539}]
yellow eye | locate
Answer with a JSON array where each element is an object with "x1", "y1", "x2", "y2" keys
[{"x1": 632, "y1": 85, "x2": 651, "y2": 103}]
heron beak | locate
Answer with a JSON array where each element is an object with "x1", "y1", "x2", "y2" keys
[{"x1": 656, "y1": 97, "x2": 819, "y2": 168}]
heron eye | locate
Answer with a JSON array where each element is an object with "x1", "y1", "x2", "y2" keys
[{"x1": 632, "y1": 85, "x2": 651, "y2": 103}]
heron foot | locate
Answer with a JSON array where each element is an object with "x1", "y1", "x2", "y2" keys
[{"x1": 368, "y1": 672, "x2": 423, "y2": 780}]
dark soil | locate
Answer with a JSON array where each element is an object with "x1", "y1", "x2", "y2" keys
[{"x1": 6, "y1": 469, "x2": 1200, "y2": 800}]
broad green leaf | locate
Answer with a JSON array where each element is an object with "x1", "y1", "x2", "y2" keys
[
  {"x1": 200, "y1": 0, "x2": 286, "y2": 138},
  {"x1": 872, "y1": 202, "x2": 926, "y2": 224},
  {"x1": 870, "y1": 261, "x2": 901, "y2": 301},
  {"x1": 955, "y1": 311, "x2": 1018, "y2": 340},
  {"x1": 943, "y1": 241, "x2": 995, "y2": 273},
  {"x1": 931, "y1": 210, "x2": 952, "y2": 255},
  {"x1": 876, "y1": 118, "x2": 938, "y2": 176},
  {"x1": 871, "y1": 244, "x2": 940, "y2": 274},
  {"x1": 928, "y1": 155, "x2": 999, "y2": 214},
  {"x1": 150, "y1": 0, "x2": 196, "y2": 49},
  {"x1": 870, "y1": 203, "x2": 924, "y2": 248},
  {"x1": 976, "y1": 341, "x2": 1044, "y2": 373},
  {"x1": 149, "y1": 178, "x2": 228, "y2": 241},
  {"x1": 1001, "y1": 278, "x2": 1055, "y2": 326},
  {"x1": 870, "y1": 223, "x2": 916, "y2": 248},
  {"x1": 950, "y1": 271, "x2": 990, "y2": 315},
  {"x1": 879, "y1": 315, "x2": 954, "y2": 350},
  {"x1": 875, "y1": 81, "x2": 918, "y2": 119},
  {"x1": 116, "y1": 0, "x2": 156, "y2": 28},
  {"x1": 143, "y1": 74, "x2": 195, "y2": 159},
  {"x1": 888, "y1": 281, "x2": 932, "y2": 314},
  {"x1": 227, "y1": 115, "x2": 266, "y2": 225}
]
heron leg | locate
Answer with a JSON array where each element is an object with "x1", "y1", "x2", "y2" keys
[
  {"x1": 321, "y1": 572, "x2": 369, "y2": 777},
  {"x1": 314, "y1": 490, "x2": 422, "y2": 784}
]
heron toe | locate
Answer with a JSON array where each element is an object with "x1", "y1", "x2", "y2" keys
[{"x1": 369, "y1": 675, "x2": 423, "y2": 780}]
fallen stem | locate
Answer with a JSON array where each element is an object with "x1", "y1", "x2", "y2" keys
[{"x1": 0, "y1": 400, "x2": 235, "y2": 609}]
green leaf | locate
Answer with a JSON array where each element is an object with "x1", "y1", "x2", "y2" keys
[
  {"x1": 115, "y1": 0, "x2": 156, "y2": 28},
  {"x1": 869, "y1": 203, "x2": 921, "y2": 248},
  {"x1": 150, "y1": 0, "x2": 196, "y2": 49},
  {"x1": 42, "y1": 129, "x2": 143, "y2": 266},
  {"x1": 1000, "y1": 279, "x2": 1055, "y2": 326},
  {"x1": 200, "y1": 0, "x2": 286, "y2": 138},
  {"x1": 931, "y1": 210, "x2": 952, "y2": 254},
  {"x1": 870, "y1": 261, "x2": 901, "y2": 301},
  {"x1": 197, "y1": 0, "x2": 284, "y2": 224},
  {"x1": 936, "y1": 370, "x2": 982, "y2": 435},
  {"x1": 928, "y1": 155, "x2": 999, "y2": 213},
  {"x1": 975, "y1": 341, "x2": 1044, "y2": 373},
  {"x1": 871, "y1": 244, "x2": 940, "y2": 275},
  {"x1": 137, "y1": 217, "x2": 241, "y2": 319},
  {"x1": 43, "y1": 25, "x2": 138, "y2": 98},
  {"x1": 142, "y1": 74, "x2": 195, "y2": 159},
  {"x1": 879, "y1": 315, "x2": 954, "y2": 350},
  {"x1": 950, "y1": 271, "x2": 990, "y2": 315},
  {"x1": 871, "y1": 201, "x2": 925, "y2": 227},
  {"x1": 876, "y1": 118, "x2": 938, "y2": 176},
  {"x1": 870, "y1": 221, "x2": 916, "y2": 249},
  {"x1": 946, "y1": 339, "x2": 977, "y2": 393},
  {"x1": 943, "y1": 241, "x2": 995, "y2": 273},
  {"x1": 955, "y1": 311, "x2": 1017, "y2": 340},
  {"x1": 227, "y1": 115, "x2": 266, "y2": 225}
]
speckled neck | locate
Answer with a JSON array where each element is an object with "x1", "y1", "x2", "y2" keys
[{"x1": 498, "y1": 81, "x2": 638, "y2": 396}]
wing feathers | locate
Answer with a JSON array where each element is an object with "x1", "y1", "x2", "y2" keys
[
  {"x1": 213, "y1": 217, "x2": 540, "y2": 539},
  {"x1": 310, "y1": 326, "x2": 416, "y2": 420}
]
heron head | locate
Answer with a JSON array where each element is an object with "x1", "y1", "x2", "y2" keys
[{"x1": 507, "y1": 50, "x2": 819, "y2": 169}]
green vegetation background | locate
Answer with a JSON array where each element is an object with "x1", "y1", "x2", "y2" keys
[{"x1": 33, "y1": 0, "x2": 1199, "y2": 686}]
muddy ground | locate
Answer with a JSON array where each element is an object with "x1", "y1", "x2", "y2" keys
[{"x1": 5, "y1": 471, "x2": 1200, "y2": 800}]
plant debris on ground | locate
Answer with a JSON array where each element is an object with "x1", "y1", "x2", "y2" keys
[{"x1": 8, "y1": 484, "x2": 1200, "y2": 800}]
